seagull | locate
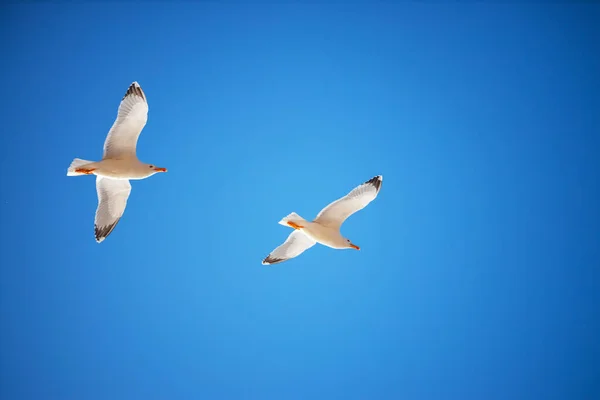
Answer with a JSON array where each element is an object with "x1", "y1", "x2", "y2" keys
[
  {"x1": 66, "y1": 81, "x2": 167, "y2": 243},
  {"x1": 262, "y1": 175, "x2": 383, "y2": 265}
]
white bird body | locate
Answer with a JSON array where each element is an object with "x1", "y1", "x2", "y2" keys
[
  {"x1": 68, "y1": 158, "x2": 163, "y2": 180},
  {"x1": 262, "y1": 175, "x2": 383, "y2": 265},
  {"x1": 277, "y1": 214, "x2": 348, "y2": 249},
  {"x1": 66, "y1": 81, "x2": 167, "y2": 242}
]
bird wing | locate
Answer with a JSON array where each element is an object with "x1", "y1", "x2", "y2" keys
[
  {"x1": 102, "y1": 82, "x2": 148, "y2": 160},
  {"x1": 262, "y1": 230, "x2": 316, "y2": 265},
  {"x1": 313, "y1": 175, "x2": 383, "y2": 230},
  {"x1": 94, "y1": 176, "x2": 132, "y2": 243}
]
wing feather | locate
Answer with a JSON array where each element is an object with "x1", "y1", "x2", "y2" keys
[
  {"x1": 262, "y1": 230, "x2": 316, "y2": 265},
  {"x1": 94, "y1": 176, "x2": 132, "y2": 243},
  {"x1": 102, "y1": 82, "x2": 148, "y2": 159},
  {"x1": 313, "y1": 175, "x2": 383, "y2": 229}
]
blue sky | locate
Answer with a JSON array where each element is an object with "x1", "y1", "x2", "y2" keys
[{"x1": 1, "y1": 3, "x2": 599, "y2": 399}]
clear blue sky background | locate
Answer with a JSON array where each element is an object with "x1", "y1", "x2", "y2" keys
[{"x1": 1, "y1": 3, "x2": 599, "y2": 400}]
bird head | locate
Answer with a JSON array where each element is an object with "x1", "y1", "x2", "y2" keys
[
  {"x1": 147, "y1": 164, "x2": 168, "y2": 174},
  {"x1": 345, "y1": 238, "x2": 360, "y2": 250}
]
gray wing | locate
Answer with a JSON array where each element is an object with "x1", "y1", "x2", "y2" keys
[
  {"x1": 262, "y1": 230, "x2": 317, "y2": 265},
  {"x1": 314, "y1": 175, "x2": 383, "y2": 229},
  {"x1": 94, "y1": 176, "x2": 132, "y2": 243},
  {"x1": 102, "y1": 82, "x2": 148, "y2": 159}
]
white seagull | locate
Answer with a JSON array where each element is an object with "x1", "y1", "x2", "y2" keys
[
  {"x1": 262, "y1": 175, "x2": 383, "y2": 265},
  {"x1": 66, "y1": 81, "x2": 167, "y2": 243}
]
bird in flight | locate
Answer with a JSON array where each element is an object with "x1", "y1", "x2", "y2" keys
[
  {"x1": 67, "y1": 81, "x2": 167, "y2": 243},
  {"x1": 262, "y1": 175, "x2": 383, "y2": 265}
]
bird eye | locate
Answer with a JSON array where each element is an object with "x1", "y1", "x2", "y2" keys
[{"x1": 149, "y1": 165, "x2": 153, "y2": 168}]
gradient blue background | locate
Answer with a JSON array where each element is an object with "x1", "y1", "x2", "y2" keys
[{"x1": 1, "y1": 3, "x2": 598, "y2": 399}]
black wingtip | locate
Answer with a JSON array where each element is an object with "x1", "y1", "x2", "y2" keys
[
  {"x1": 262, "y1": 255, "x2": 285, "y2": 265},
  {"x1": 94, "y1": 219, "x2": 121, "y2": 243},
  {"x1": 365, "y1": 175, "x2": 383, "y2": 192},
  {"x1": 122, "y1": 82, "x2": 145, "y2": 101}
]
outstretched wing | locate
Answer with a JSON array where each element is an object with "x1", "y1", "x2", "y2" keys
[
  {"x1": 102, "y1": 82, "x2": 148, "y2": 159},
  {"x1": 94, "y1": 176, "x2": 132, "y2": 243},
  {"x1": 314, "y1": 175, "x2": 383, "y2": 229},
  {"x1": 262, "y1": 230, "x2": 317, "y2": 265}
]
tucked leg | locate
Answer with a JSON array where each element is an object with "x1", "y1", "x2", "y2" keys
[
  {"x1": 287, "y1": 221, "x2": 304, "y2": 230},
  {"x1": 75, "y1": 168, "x2": 96, "y2": 175}
]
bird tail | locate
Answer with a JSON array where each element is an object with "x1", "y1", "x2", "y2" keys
[
  {"x1": 67, "y1": 158, "x2": 95, "y2": 176},
  {"x1": 278, "y1": 212, "x2": 307, "y2": 227}
]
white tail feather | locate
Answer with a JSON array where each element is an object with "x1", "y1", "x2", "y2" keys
[
  {"x1": 67, "y1": 158, "x2": 95, "y2": 176},
  {"x1": 278, "y1": 212, "x2": 307, "y2": 227}
]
